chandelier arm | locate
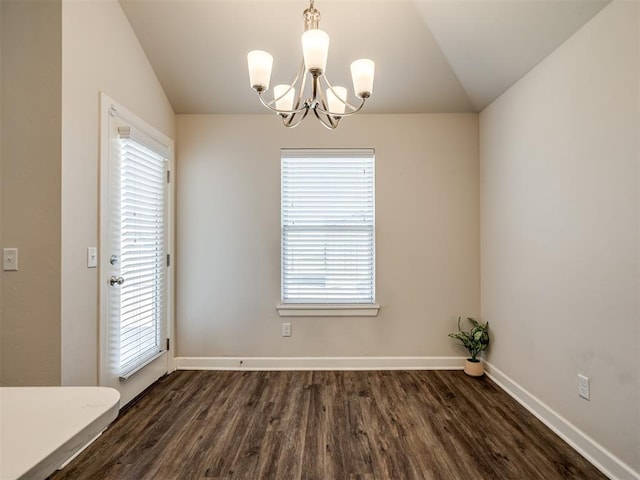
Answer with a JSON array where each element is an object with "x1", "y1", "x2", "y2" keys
[
  {"x1": 315, "y1": 96, "x2": 366, "y2": 118},
  {"x1": 313, "y1": 108, "x2": 339, "y2": 130},
  {"x1": 283, "y1": 107, "x2": 310, "y2": 128},
  {"x1": 272, "y1": 85, "x2": 295, "y2": 107},
  {"x1": 281, "y1": 66, "x2": 311, "y2": 127},
  {"x1": 322, "y1": 76, "x2": 365, "y2": 113},
  {"x1": 256, "y1": 60, "x2": 308, "y2": 116},
  {"x1": 310, "y1": 75, "x2": 340, "y2": 129},
  {"x1": 292, "y1": 62, "x2": 308, "y2": 111},
  {"x1": 316, "y1": 77, "x2": 330, "y2": 112},
  {"x1": 257, "y1": 91, "x2": 307, "y2": 116},
  {"x1": 316, "y1": 81, "x2": 339, "y2": 128}
]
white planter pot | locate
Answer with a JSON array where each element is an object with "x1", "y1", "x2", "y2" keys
[{"x1": 464, "y1": 359, "x2": 484, "y2": 377}]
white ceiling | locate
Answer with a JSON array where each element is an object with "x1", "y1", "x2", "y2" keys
[{"x1": 119, "y1": 0, "x2": 610, "y2": 115}]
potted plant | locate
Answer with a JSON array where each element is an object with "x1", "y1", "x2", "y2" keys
[{"x1": 448, "y1": 316, "x2": 489, "y2": 377}]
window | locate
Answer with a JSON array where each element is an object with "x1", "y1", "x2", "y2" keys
[{"x1": 279, "y1": 148, "x2": 378, "y2": 316}]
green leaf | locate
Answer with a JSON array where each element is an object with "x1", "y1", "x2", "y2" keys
[{"x1": 448, "y1": 316, "x2": 490, "y2": 358}]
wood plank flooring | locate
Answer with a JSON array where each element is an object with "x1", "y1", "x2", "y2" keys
[{"x1": 49, "y1": 370, "x2": 608, "y2": 480}]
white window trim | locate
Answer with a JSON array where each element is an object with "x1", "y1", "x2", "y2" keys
[{"x1": 277, "y1": 303, "x2": 380, "y2": 317}]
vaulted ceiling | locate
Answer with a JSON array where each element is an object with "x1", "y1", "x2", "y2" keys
[{"x1": 119, "y1": 0, "x2": 610, "y2": 114}]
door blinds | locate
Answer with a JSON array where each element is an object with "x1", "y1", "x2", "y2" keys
[{"x1": 117, "y1": 127, "x2": 168, "y2": 376}]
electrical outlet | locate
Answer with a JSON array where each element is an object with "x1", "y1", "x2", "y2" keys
[
  {"x1": 578, "y1": 374, "x2": 590, "y2": 400},
  {"x1": 3, "y1": 248, "x2": 18, "y2": 271},
  {"x1": 282, "y1": 322, "x2": 292, "y2": 337}
]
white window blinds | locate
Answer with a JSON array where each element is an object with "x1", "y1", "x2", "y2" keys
[
  {"x1": 281, "y1": 148, "x2": 375, "y2": 304},
  {"x1": 117, "y1": 127, "x2": 168, "y2": 376}
]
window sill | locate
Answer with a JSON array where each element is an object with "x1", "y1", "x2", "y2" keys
[{"x1": 276, "y1": 304, "x2": 380, "y2": 317}]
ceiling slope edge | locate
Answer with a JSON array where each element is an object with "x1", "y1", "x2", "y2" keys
[{"x1": 413, "y1": 0, "x2": 611, "y2": 111}]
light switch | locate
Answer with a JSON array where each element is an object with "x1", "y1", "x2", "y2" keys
[
  {"x1": 87, "y1": 247, "x2": 97, "y2": 268},
  {"x1": 3, "y1": 248, "x2": 18, "y2": 271}
]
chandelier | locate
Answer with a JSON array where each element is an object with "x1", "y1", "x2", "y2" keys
[{"x1": 247, "y1": 0, "x2": 375, "y2": 130}]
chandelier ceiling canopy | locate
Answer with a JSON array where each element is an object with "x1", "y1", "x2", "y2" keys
[{"x1": 247, "y1": 0, "x2": 375, "y2": 130}]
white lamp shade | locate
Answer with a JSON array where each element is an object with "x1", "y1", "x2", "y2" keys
[
  {"x1": 302, "y1": 30, "x2": 330, "y2": 74},
  {"x1": 247, "y1": 50, "x2": 273, "y2": 90},
  {"x1": 326, "y1": 86, "x2": 347, "y2": 115},
  {"x1": 274, "y1": 84, "x2": 295, "y2": 111},
  {"x1": 350, "y1": 58, "x2": 375, "y2": 98}
]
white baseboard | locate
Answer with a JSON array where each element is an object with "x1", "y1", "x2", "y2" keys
[
  {"x1": 175, "y1": 356, "x2": 466, "y2": 371},
  {"x1": 484, "y1": 361, "x2": 639, "y2": 480}
]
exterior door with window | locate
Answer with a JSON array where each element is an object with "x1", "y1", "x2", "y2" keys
[{"x1": 100, "y1": 94, "x2": 174, "y2": 407}]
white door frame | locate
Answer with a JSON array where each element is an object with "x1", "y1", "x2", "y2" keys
[{"x1": 98, "y1": 92, "x2": 175, "y2": 406}]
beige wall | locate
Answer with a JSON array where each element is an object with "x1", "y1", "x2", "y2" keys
[
  {"x1": 480, "y1": 1, "x2": 639, "y2": 473},
  {"x1": 0, "y1": 0, "x2": 175, "y2": 387},
  {"x1": 61, "y1": 0, "x2": 175, "y2": 385},
  {"x1": 176, "y1": 114, "x2": 479, "y2": 359},
  {"x1": 0, "y1": 0, "x2": 62, "y2": 385}
]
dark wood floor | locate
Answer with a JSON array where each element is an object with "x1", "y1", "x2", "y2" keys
[{"x1": 49, "y1": 370, "x2": 607, "y2": 480}]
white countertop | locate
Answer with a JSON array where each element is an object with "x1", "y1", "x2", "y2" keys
[{"x1": 0, "y1": 387, "x2": 120, "y2": 480}]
